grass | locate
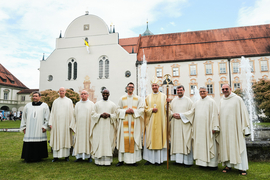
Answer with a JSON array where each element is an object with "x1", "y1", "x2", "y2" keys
[
  {"x1": 0, "y1": 120, "x2": 21, "y2": 128},
  {"x1": 1, "y1": 120, "x2": 270, "y2": 129},
  {"x1": 254, "y1": 122, "x2": 270, "y2": 127},
  {"x1": 0, "y1": 132, "x2": 270, "y2": 179}
]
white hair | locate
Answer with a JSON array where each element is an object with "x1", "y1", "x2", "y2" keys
[{"x1": 199, "y1": 86, "x2": 207, "y2": 90}]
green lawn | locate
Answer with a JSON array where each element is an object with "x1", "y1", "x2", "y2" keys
[
  {"x1": 1, "y1": 120, "x2": 270, "y2": 129},
  {"x1": 0, "y1": 132, "x2": 270, "y2": 179},
  {"x1": 0, "y1": 120, "x2": 21, "y2": 128},
  {"x1": 254, "y1": 122, "x2": 270, "y2": 127}
]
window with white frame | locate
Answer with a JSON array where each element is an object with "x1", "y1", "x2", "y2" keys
[
  {"x1": 190, "y1": 65, "x2": 196, "y2": 75},
  {"x1": 206, "y1": 64, "x2": 212, "y2": 74},
  {"x1": 99, "y1": 56, "x2": 109, "y2": 79},
  {"x1": 173, "y1": 67, "x2": 179, "y2": 76},
  {"x1": 220, "y1": 63, "x2": 226, "y2": 73},
  {"x1": 105, "y1": 59, "x2": 109, "y2": 78},
  {"x1": 21, "y1": 96, "x2": 25, "y2": 101},
  {"x1": 190, "y1": 85, "x2": 196, "y2": 94},
  {"x1": 234, "y1": 83, "x2": 240, "y2": 89},
  {"x1": 99, "y1": 60, "x2": 103, "y2": 79},
  {"x1": 156, "y1": 68, "x2": 162, "y2": 77},
  {"x1": 220, "y1": 83, "x2": 223, "y2": 93},
  {"x1": 4, "y1": 92, "x2": 8, "y2": 100},
  {"x1": 172, "y1": 86, "x2": 177, "y2": 95},
  {"x1": 261, "y1": 61, "x2": 268, "y2": 71},
  {"x1": 67, "y1": 59, "x2": 77, "y2": 80},
  {"x1": 207, "y1": 84, "x2": 213, "y2": 94},
  {"x1": 233, "y1": 62, "x2": 239, "y2": 73}
]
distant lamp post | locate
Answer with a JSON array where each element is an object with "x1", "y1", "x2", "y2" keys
[{"x1": 162, "y1": 74, "x2": 173, "y2": 170}]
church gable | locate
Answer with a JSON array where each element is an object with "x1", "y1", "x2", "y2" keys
[{"x1": 65, "y1": 13, "x2": 109, "y2": 38}]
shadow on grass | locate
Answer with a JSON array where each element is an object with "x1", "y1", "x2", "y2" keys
[{"x1": 1, "y1": 132, "x2": 270, "y2": 179}]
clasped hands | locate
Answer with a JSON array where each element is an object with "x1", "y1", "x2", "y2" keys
[
  {"x1": 126, "y1": 108, "x2": 134, "y2": 114},
  {"x1": 23, "y1": 128, "x2": 46, "y2": 134},
  {"x1": 100, "y1": 112, "x2": 110, "y2": 119},
  {"x1": 173, "y1": 113, "x2": 181, "y2": 119}
]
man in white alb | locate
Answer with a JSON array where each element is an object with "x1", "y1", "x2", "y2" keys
[
  {"x1": 116, "y1": 82, "x2": 144, "y2": 167},
  {"x1": 90, "y1": 89, "x2": 117, "y2": 166},
  {"x1": 20, "y1": 91, "x2": 50, "y2": 162},
  {"x1": 49, "y1": 87, "x2": 74, "y2": 162},
  {"x1": 219, "y1": 84, "x2": 250, "y2": 176},
  {"x1": 170, "y1": 85, "x2": 194, "y2": 167},
  {"x1": 180, "y1": 87, "x2": 219, "y2": 170},
  {"x1": 71, "y1": 90, "x2": 95, "y2": 162}
]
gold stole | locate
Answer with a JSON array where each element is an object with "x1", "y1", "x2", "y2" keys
[{"x1": 122, "y1": 96, "x2": 138, "y2": 153}]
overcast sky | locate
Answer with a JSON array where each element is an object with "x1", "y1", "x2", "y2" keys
[{"x1": 1, "y1": 0, "x2": 270, "y2": 89}]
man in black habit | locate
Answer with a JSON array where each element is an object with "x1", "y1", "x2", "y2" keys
[{"x1": 20, "y1": 91, "x2": 50, "y2": 162}]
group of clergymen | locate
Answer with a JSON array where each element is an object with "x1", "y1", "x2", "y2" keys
[{"x1": 20, "y1": 77, "x2": 250, "y2": 176}]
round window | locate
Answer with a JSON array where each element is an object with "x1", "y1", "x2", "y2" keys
[
  {"x1": 48, "y1": 75, "x2": 53, "y2": 81},
  {"x1": 125, "y1": 70, "x2": 131, "y2": 78}
]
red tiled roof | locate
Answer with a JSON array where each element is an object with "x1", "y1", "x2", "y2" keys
[
  {"x1": 119, "y1": 24, "x2": 270, "y2": 63},
  {"x1": 119, "y1": 37, "x2": 139, "y2": 53},
  {"x1": 17, "y1": 89, "x2": 39, "y2": 94},
  {"x1": 0, "y1": 64, "x2": 28, "y2": 89}
]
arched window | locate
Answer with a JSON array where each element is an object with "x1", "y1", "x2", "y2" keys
[
  {"x1": 98, "y1": 56, "x2": 109, "y2": 79},
  {"x1": 68, "y1": 62, "x2": 72, "y2": 80},
  {"x1": 73, "y1": 62, "x2": 77, "y2": 80},
  {"x1": 105, "y1": 59, "x2": 109, "y2": 78},
  {"x1": 99, "y1": 60, "x2": 103, "y2": 79},
  {"x1": 67, "y1": 59, "x2": 77, "y2": 80}
]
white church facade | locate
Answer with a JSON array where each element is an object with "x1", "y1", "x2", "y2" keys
[{"x1": 39, "y1": 12, "x2": 270, "y2": 104}]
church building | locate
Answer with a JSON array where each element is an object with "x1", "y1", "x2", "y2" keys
[{"x1": 39, "y1": 12, "x2": 270, "y2": 104}]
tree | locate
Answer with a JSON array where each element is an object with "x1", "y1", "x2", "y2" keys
[
  {"x1": 253, "y1": 79, "x2": 270, "y2": 121},
  {"x1": 30, "y1": 89, "x2": 80, "y2": 110},
  {"x1": 233, "y1": 79, "x2": 270, "y2": 122}
]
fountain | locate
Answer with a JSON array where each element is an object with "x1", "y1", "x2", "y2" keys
[
  {"x1": 240, "y1": 56, "x2": 270, "y2": 160},
  {"x1": 192, "y1": 86, "x2": 200, "y2": 102},
  {"x1": 140, "y1": 50, "x2": 148, "y2": 101}
]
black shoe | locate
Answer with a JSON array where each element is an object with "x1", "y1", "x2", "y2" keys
[
  {"x1": 184, "y1": 164, "x2": 193, "y2": 168},
  {"x1": 88, "y1": 157, "x2": 93, "y2": 163},
  {"x1": 173, "y1": 162, "x2": 183, "y2": 166},
  {"x1": 155, "y1": 163, "x2": 162, "y2": 166},
  {"x1": 132, "y1": 163, "x2": 138, "y2": 167},
  {"x1": 52, "y1": 158, "x2": 58, "y2": 162},
  {"x1": 116, "y1": 161, "x2": 124, "y2": 167},
  {"x1": 144, "y1": 161, "x2": 151, "y2": 165},
  {"x1": 74, "y1": 158, "x2": 82, "y2": 162},
  {"x1": 65, "y1": 157, "x2": 69, "y2": 162},
  {"x1": 209, "y1": 166, "x2": 218, "y2": 171}
]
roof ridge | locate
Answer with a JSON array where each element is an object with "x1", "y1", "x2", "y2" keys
[{"x1": 0, "y1": 63, "x2": 29, "y2": 89}]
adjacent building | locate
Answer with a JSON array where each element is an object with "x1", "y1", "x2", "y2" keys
[
  {"x1": 39, "y1": 12, "x2": 270, "y2": 104},
  {"x1": 0, "y1": 63, "x2": 37, "y2": 115}
]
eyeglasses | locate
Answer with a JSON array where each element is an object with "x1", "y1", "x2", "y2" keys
[
  {"x1": 222, "y1": 88, "x2": 229, "y2": 91},
  {"x1": 127, "y1": 86, "x2": 134, "y2": 88}
]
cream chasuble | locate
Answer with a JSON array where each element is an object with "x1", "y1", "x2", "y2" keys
[
  {"x1": 170, "y1": 96, "x2": 193, "y2": 165},
  {"x1": 117, "y1": 94, "x2": 144, "y2": 163},
  {"x1": 181, "y1": 96, "x2": 219, "y2": 167},
  {"x1": 70, "y1": 100, "x2": 95, "y2": 159},
  {"x1": 90, "y1": 100, "x2": 117, "y2": 165},
  {"x1": 218, "y1": 93, "x2": 250, "y2": 171},
  {"x1": 49, "y1": 97, "x2": 74, "y2": 158}
]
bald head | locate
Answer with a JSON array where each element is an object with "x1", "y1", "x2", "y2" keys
[
  {"x1": 59, "y1": 87, "x2": 66, "y2": 98},
  {"x1": 222, "y1": 84, "x2": 232, "y2": 97},
  {"x1": 81, "y1": 90, "x2": 89, "y2": 101}
]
